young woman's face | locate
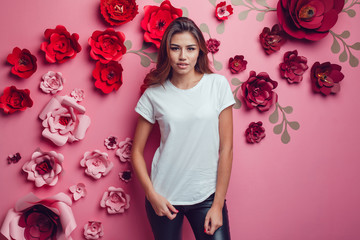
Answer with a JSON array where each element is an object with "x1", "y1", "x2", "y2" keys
[{"x1": 169, "y1": 31, "x2": 200, "y2": 77}]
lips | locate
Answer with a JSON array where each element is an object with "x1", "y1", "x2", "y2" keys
[{"x1": 177, "y1": 63, "x2": 189, "y2": 69}]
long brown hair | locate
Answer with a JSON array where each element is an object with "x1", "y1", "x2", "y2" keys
[{"x1": 141, "y1": 17, "x2": 213, "y2": 91}]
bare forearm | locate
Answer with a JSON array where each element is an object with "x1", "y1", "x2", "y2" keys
[{"x1": 131, "y1": 152, "x2": 155, "y2": 199}]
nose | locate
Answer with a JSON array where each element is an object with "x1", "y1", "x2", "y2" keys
[{"x1": 179, "y1": 49, "x2": 186, "y2": 60}]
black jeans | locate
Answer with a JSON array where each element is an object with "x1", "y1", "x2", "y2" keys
[{"x1": 145, "y1": 193, "x2": 231, "y2": 240}]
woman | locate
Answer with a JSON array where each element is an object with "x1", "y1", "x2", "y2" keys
[{"x1": 132, "y1": 17, "x2": 234, "y2": 240}]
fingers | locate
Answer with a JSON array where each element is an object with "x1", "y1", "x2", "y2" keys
[
  {"x1": 204, "y1": 216, "x2": 210, "y2": 234},
  {"x1": 165, "y1": 202, "x2": 178, "y2": 220}
]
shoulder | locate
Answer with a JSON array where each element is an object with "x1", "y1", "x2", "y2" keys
[{"x1": 203, "y1": 73, "x2": 229, "y2": 86}]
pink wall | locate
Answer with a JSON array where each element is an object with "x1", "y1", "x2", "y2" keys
[{"x1": 1, "y1": 0, "x2": 360, "y2": 239}]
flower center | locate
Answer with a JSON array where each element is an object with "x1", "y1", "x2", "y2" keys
[
  {"x1": 317, "y1": 72, "x2": 331, "y2": 84},
  {"x1": 114, "y1": 4, "x2": 124, "y2": 13},
  {"x1": 35, "y1": 159, "x2": 53, "y2": 175},
  {"x1": 19, "y1": 57, "x2": 29, "y2": 66},
  {"x1": 59, "y1": 116, "x2": 70, "y2": 126},
  {"x1": 156, "y1": 19, "x2": 166, "y2": 30},
  {"x1": 107, "y1": 71, "x2": 115, "y2": 79},
  {"x1": 234, "y1": 62, "x2": 239, "y2": 67},
  {"x1": 110, "y1": 193, "x2": 121, "y2": 203},
  {"x1": 218, "y1": 6, "x2": 226, "y2": 16},
  {"x1": 299, "y1": 5, "x2": 315, "y2": 21}
]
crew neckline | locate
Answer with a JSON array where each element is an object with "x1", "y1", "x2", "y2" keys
[{"x1": 167, "y1": 74, "x2": 206, "y2": 92}]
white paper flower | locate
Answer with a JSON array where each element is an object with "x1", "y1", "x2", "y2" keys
[
  {"x1": 100, "y1": 186, "x2": 130, "y2": 214},
  {"x1": 80, "y1": 150, "x2": 113, "y2": 179},
  {"x1": 69, "y1": 183, "x2": 87, "y2": 201},
  {"x1": 83, "y1": 221, "x2": 104, "y2": 240},
  {"x1": 116, "y1": 137, "x2": 133, "y2": 163},
  {"x1": 40, "y1": 71, "x2": 65, "y2": 94}
]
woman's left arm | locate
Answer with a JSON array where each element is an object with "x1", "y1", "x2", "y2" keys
[{"x1": 204, "y1": 106, "x2": 233, "y2": 235}]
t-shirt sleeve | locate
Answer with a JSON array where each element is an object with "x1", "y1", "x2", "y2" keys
[
  {"x1": 218, "y1": 75, "x2": 236, "y2": 114},
  {"x1": 135, "y1": 91, "x2": 156, "y2": 124}
]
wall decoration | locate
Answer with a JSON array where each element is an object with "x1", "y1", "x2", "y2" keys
[
  {"x1": 69, "y1": 183, "x2": 87, "y2": 201},
  {"x1": 7, "y1": 47, "x2": 37, "y2": 79},
  {"x1": 83, "y1": 221, "x2": 104, "y2": 240},
  {"x1": 80, "y1": 150, "x2": 114, "y2": 179},
  {"x1": 100, "y1": 0, "x2": 139, "y2": 26},
  {"x1": 100, "y1": 186, "x2": 130, "y2": 214},
  {"x1": 40, "y1": 71, "x2": 65, "y2": 94},
  {"x1": 0, "y1": 86, "x2": 33, "y2": 114}
]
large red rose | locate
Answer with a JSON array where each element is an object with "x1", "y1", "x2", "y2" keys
[
  {"x1": 100, "y1": 0, "x2": 139, "y2": 26},
  {"x1": 89, "y1": 28, "x2": 127, "y2": 63},
  {"x1": 7, "y1": 47, "x2": 37, "y2": 78},
  {"x1": 40, "y1": 25, "x2": 82, "y2": 63},
  {"x1": 310, "y1": 61, "x2": 344, "y2": 95},
  {"x1": 93, "y1": 61, "x2": 123, "y2": 94},
  {"x1": 0, "y1": 86, "x2": 33, "y2": 114},
  {"x1": 277, "y1": 0, "x2": 345, "y2": 41},
  {"x1": 141, "y1": 0, "x2": 183, "y2": 48}
]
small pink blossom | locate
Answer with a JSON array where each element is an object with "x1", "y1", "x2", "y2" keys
[
  {"x1": 70, "y1": 88, "x2": 85, "y2": 102},
  {"x1": 116, "y1": 138, "x2": 133, "y2": 163},
  {"x1": 84, "y1": 221, "x2": 104, "y2": 240},
  {"x1": 69, "y1": 183, "x2": 87, "y2": 201},
  {"x1": 104, "y1": 136, "x2": 118, "y2": 150},
  {"x1": 40, "y1": 71, "x2": 65, "y2": 94},
  {"x1": 119, "y1": 170, "x2": 132, "y2": 183},
  {"x1": 215, "y1": 1, "x2": 233, "y2": 21},
  {"x1": 100, "y1": 186, "x2": 130, "y2": 214},
  {"x1": 80, "y1": 150, "x2": 113, "y2": 179},
  {"x1": 206, "y1": 38, "x2": 221, "y2": 54},
  {"x1": 7, "y1": 152, "x2": 21, "y2": 164}
]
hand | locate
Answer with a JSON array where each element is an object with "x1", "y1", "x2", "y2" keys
[
  {"x1": 204, "y1": 205, "x2": 223, "y2": 235},
  {"x1": 147, "y1": 191, "x2": 178, "y2": 220}
]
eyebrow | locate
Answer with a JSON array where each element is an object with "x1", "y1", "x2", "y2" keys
[{"x1": 170, "y1": 44, "x2": 198, "y2": 47}]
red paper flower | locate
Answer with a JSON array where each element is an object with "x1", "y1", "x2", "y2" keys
[
  {"x1": 141, "y1": 0, "x2": 183, "y2": 48},
  {"x1": 259, "y1": 24, "x2": 287, "y2": 55},
  {"x1": 245, "y1": 121, "x2": 266, "y2": 143},
  {"x1": 100, "y1": 0, "x2": 139, "y2": 26},
  {"x1": 215, "y1": 1, "x2": 233, "y2": 21},
  {"x1": 240, "y1": 71, "x2": 278, "y2": 112},
  {"x1": 7, "y1": 152, "x2": 21, "y2": 164},
  {"x1": 40, "y1": 25, "x2": 82, "y2": 63},
  {"x1": 7, "y1": 47, "x2": 37, "y2": 78},
  {"x1": 280, "y1": 50, "x2": 308, "y2": 83},
  {"x1": 89, "y1": 28, "x2": 127, "y2": 63},
  {"x1": 228, "y1": 55, "x2": 247, "y2": 74},
  {"x1": 0, "y1": 86, "x2": 33, "y2": 114},
  {"x1": 277, "y1": 0, "x2": 345, "y2": 41},
  {"x1": 93, "y1": 61, "x2": 123, "y2": 94},
  {"x1": 310, "y1": 62, "x2": 344, "y2": 95},
  {"x1": 206, "y1": 38, "x2": 221, "y2": 54}
]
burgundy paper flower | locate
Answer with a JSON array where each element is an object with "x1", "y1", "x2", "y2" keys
[
  {"x1": 141, "y1": 0, "x2": 183, "y2": 48},
  {"x1": 116, "y1": 138, "x2": 133, "y2": 163},
  {"x1": 245, "y1": 121, "x2": 266, "y2": 143},
  {"x1": 100, "y1": 0, "x2": 139, "y2": 26},
  {"x1": 84, "y1": 221, "x2": 104, "y2": 240},
  {"x1": 0, "y1": 192, "x2": 76, "y2": 240},
  {"x1": 100, "y1": 186, "x2": 130, "y2": 214},
  {"x1": 80, "y1": 150, "x2": 113, "y2": 180},
  {"x1": 215, "y1": 1, "x2": 233, "y2": 21},
  {"x1": 206, "y1": 38, "x2": 221, "y2": 54},
  {"x1": 93, "y1": 61, "x2": 123, "y2": 94},
  {"x1": 7, "y1": 47, "x2": 37, "y2": 78},
  {"x1": 280, "y1": 50, "x2": 308, "y2": 84},
  {"x1": 7, "y1": 152, "x2": 21, "y2": 164},
  {"x1": 40, "y1": 25, "x2": 82, "y2": 63},
  {"x1": 310, "y1": 61, "x2": 344, "y2": 95},
  {"x1": 69, "y1": 183, "x2": 87, "y2": 201},
  {"x1": 0, "y1": 86, "x2": 33, "y2": 114},
  {"x1": 119, "y1": 170, "x2": 132, "y2": 183},
  {"x1": 240, "y1": 71, "x2": 278, "y2": 112},
  {"x1": 277, "y1": 0, "x2": 345, "y2": 41},
  {"x1": 40, "y1": 71, "x2": 65, "y2": 94},
  {"x1": 228, "y1": 55, "x2": 247, "y2": 74},
  {"x1": 104, "y1": 136, "x2": 118, "y2": 150},
  {"x1": 259, "y1": 24, "x2": 287, "y2": 55},
  {"x1": 70, "y1": 88, "x2": 85, "y2": 102},
  {"x1": 89, "y1": 28, "x2": 127, "y2": 63}
]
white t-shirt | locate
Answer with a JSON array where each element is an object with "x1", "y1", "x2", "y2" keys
[{"x1": 135, "y1": 73, "x2": 235, "y2": 205}]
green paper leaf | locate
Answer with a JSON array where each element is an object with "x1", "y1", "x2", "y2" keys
[
  {"x1": 213, "y1": 59, "x2": 223, "y2": 70},
  {"x1": 154, "y1": 0, "x2": 162, "y2": 3},
  {"x1": 233, "y1": 97, "x2": 242, "y2": 109},
  {"x1": 181, "y1": 7, "x2": 189, "y2": 17},
  {"x1": 346, "y1": 9, "x2": 356, "y2": 17},
  {"x1": 143, "y1": 51, "x2": 158, "y2": 62},
  {"x1": 349, "y1": 52, "x2": 359, "y2": 67},
  {"x1": 281, "y1": 129, "x2": 290, "y2": 144},
  {"x1": 256, "y1": 0, "x2": 269, "y2": 7},
  {"x1": 140, "y1": 55, "x2": 151, "y2": 67},
  {"x1": 216, "y1": 21, "x2": 225, "y2": 34},
  {"x1": 231, "y1": 0, "x2": 245, "y2": 6},
  {"x1": 256, "y1": 12, "x2": 266, "y2": 22},
  {"x1": 208, "y1": 0, "x2": 217, "y2": 7},
  {"x1": 283, "y1": 106, "x2": 293, "y2": 114},
  {"x1": 269, "y1": 106, "x2": 279, "y2": 124},
  {"x1": 238, "y1": 10, "x2": 250, "y2": 20},
  {"x1": 124, "y1": 40, "x2": 132, "y2": 50},
  {"x1": 199, "y1": 23, "x2": 210, "y2": 35},
  {"x1": 288, "y1": 121, "x2": 300, "y2": 130},
  {"x1": 331, "y1": 38, "x2": 340, "y2": 53},
  {"x1": 141, "y1": 41, "x2": 153, "y2": 51},
  {"x1": 350, "y1": 42, "x2": 360, "y2": 50},
  {"x1": 245, "y1": 0, "x2": 253, "y2": 5},
  {"x1": 231, "y1": 78, "x2": 242, "y2": 86},
  {"x1": 339, "y1": 49, "x2": 348, "y2": 62},
  {"x1": 273, "y1": 122, "x2": 283, "y2": 135},
  {"x1": 340, "y1": 30, "x2": 350, "y2": 39}
]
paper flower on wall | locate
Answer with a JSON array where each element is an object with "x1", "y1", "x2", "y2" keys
[
  {"x1": 40, "y1": 71, "x2": 65, "y2": 94},
  {"x1": 0, "y1": 192, "x2": 76, "y2": 240},
  {"x1": 277, "y1": 0, "x2": 345, "y2": 41},
  {"x1": 215, "y1": 1, "x2": 233, "y2": 21},
  {"x1": 0, "y1": 85, "x2": 33, "y2": 114},
  {"x1": 93, "y1": 61, "x2": 124, "y2": 94},
  {"x1": 141, "y1": 0, "x2": 183, "y2": 48},
  {"x1": 100, "y1": 186, "x2": 130, "y2": 214},
  {"x1": 7, "y1": 47, "x2": 37, "y2": 78},
  {"x1": 89, "y1": 28, "x2": 127, "y2": 63},
  {"x1": 245, "y1": 121, "x2": 266, "y2": 143},
  {"x1": 7, "y1": 152, "x2": 21, "y2": 164},
  {"x1": 259, "y1": 24, "x2": 287, "y2": 55},
  {"x1": 116, "y1": 137, "x2": 133, "y2": 163},
  {"x1": 240, "y1": 71, "x2": 278, "y2": 112},
  {"x1": 119, "y1": 170, "x2": 132, "y2": 183},
  {"x1": 280, "y1": 50, "x2": 308, "y2": 84},
  {"x1": 206, "y1": 38, "x2": 221, "y2": 54},
  {"x1": 310, "y1": 61, "x2": 344, "y2": 95},
  {"x1": 40, "y1": 25, "x2": 82, "y2": 63},
  {"x1": 84, "y1": 221, "x2": 104, "y2": 240},
  {"x1": 70, "y1": 88, "x2": 85, "y2": 102},
  {"x1": 228, "y1": 55, "x2": 247, "y2": 74},
  {"x1": 39, "y1": 95, "x2": 91, "y2": 146},
  {"x1": 69, "y1": 183, "x2": 87, "y2": 201},
  {"x1": 104, "y1": 136, "x2": 118, "y2": 150},
  {"x1": 80, "y1": 150, "x2": 113, "y2": 179},
  {"x1": 22, "y1": 148, "x2": 64, "y2": 187},
  {"x1": 100, "y1": 0, "x2": 138, "y2": 26}
]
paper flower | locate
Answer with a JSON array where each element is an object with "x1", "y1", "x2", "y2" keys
[
  {"x1": 88, "y1": 28, "x2": 127, "y2": 63},
  {"x1": 100, "y1": 186, "x2": 130, "y2": 214},
  {"x1": 84, "y1": 221, "x2": 104, "y2": 240},
  {"x1": 80, "y1": 150, "x2": 113, "y2": 179},
  {"x1": 277, "y1": 0, "x2": 345, "y2": 41},
  {"x1": 7, "y1": 47, "x2": 37, "y2": 78},
  {"x1": 70, "y1": 88, "x2": 85, "y2": 102},
  {"x1": 7, "y1": 152, "x2": 21, "y2": 164},
  {"x1": 39, "y1": 95, "x2": 91, "y2": 146},
  {"x1": 245, "y1": 121, "x2": 266, "y2": 143},
  {"x1": 215, "y1": 1, "x2": 233, "y2": 21},
  {"x1": 92, "y1": 61, "x2": 123, "y2": 94},
  {"x1": 240, "y1": 71, "x2": 278, "y2": 112},
  {"x1": 104, "y1": 136, "x2": 118, "y2": 150},
  {"x1": 100, "y1": 0, "x2": 138, "y2": 26},
  {"x1": 280, "y1": 50, "x2": 308, "y2": 84},
  {"x1": 0, "y1": 85, "x2": 33, "y2": 114},
  {"x1": 310, "y1": 61, "x2": 344, "y2": 95},
  {"x1": 69, "y1": 183, "x2": 87, "y2": 201},
  {"x1": 206, "y1": 38, "x2": 221, "y2": 54},
  {"x1": 40, "y1": 71, "x2": 65, "y2": 94},
  {"x1": 259, "y1": 24, "x2": 287, "y2": 55},
  {"x1": 228, "y1": 55, "x2": 247, "y2": 74},
  {"x1": 116, "y1": 138, "x2": 133, "y2": 163},
  {"x1": 119, "y1": 170, "x2": 132, "y2": 183},
  {"x1": 40, "y1": 25, "x2": 81, "y2": 63},
  {"x1": 0, "y1": 192, "x2": 76, "y2": 240},
  {"x1": 22, "y1": 148, "x2": 63, "y2": 187},
  {"x1": 141, "y1": 0, "x2": 182, "y2": 48}
]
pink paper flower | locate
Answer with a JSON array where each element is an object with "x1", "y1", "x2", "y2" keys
[
  {"x1": 280, "y1": 50, "x2": 308, "y2": 84},
  {"x1": 100, "y1": 186, "x2": 130, "y2": 214},
  {"x1": 40, "y1": 71, "x2": 65, "y2": 94},
  {"x1": 116, "y1": 137, "x2": 133, "y2": 163},
  {"x1": 7, "y1": 152, "x2": 21, "y2": 164},
  {"x1": 215, "y1": 1, "x2": 233, "y2": 21},
  {"x1": 104, "y1": 136, "x2": 118, "y2": 150},
  {"x1": 0, "y1": 192, "x2": 76, "y2": 240},
  {"x1": 245, "y1": 121, "x2": 266, "y2": 143},
  {"x1": 119, "y1": 170, "x2": 132, "y2": 183},
  {"x1": 39, "y1": 95, "x2": 91, "y2": 146},
  {"x1": 80, "y1": 150, "x2": 113, "y2": 179},
  {"x1": 84, "y1": 221, "x2": 104, "y2": 240},
  {"x1": 70, "y1": 88, "x2": 85, "y2": 102},
  {"x1": 69, "y1": 183, "x2": 87, "y2": 201},
  {"x1": 206, "y1": 38, "x2": 221, "y2": 54},
  {"x1": 22, "y1": 148, "x2": 64, "y2": 187}
]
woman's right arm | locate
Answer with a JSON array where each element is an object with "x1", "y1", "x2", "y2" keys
[{"x1": 131, "y1": 116, "x2": 178, "y2": 220}]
